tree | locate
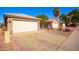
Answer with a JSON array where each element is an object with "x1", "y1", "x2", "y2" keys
[
  {"x1": 53, "y1": 7, "x2": 60, "y2": 17},
  {"x1": 36, "y1": 14, "x2": 49, "y2": 28},
  {"x1": 68, "y1": 9, "x2": 79, "y2": 16},
  {"x1": 71, "y1": 14, "x2": 79, "y2": 23},
  {"x1": 60, "y1": 14, "x2": 66, "y2": 21},
  {"x1": 60, "y1": 14, "x2": 70, "y2": 26},
  {"x1": 0, "y1": 23, "x2": 4, "y2": 28},
  {"x1": 65, "y1": 16, "x2": 71, "y2": 26},
  {"x1": 59, "y1": 10, "x2": 79, "y2": 26},
  {"x1": 68, "y1": 9, "x2": 79, "y2": 23}
]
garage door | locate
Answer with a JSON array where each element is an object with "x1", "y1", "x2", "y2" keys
[
  {"x1": 52, "y1": 23, "x2": 59, "y2": 29},
  {"x1": 12, "y1": 20, "x2": 38, "y2": 33}
]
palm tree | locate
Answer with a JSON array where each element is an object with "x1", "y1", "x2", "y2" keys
[
  {"x1": 53, "y1": 7, "x2": 60, "y2": 18},
  {"x1": 36, "y1": 14, "x2": 49, "y2": 28}
]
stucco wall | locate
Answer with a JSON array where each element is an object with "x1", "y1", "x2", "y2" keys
[
  {"x1": 7, "y1": 18, "x2": 12, "y2": 33},
  {"x1": 52, "y1": 23, "x2": 59, "y2": 29},
  {"x1": 63, "y1": 23, "x2": 65, "y2": 27}
]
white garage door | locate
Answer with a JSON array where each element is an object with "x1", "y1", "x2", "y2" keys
[{"x1": 12, "y1": 20, "x2": 38, "y2": 33}]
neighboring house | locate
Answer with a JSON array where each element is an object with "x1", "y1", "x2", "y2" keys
[
  {"x1": 47, "y1": 18, "x2": 65, "y2": 29},
  {"x1": 4, "y1": 13, "x2": 41, "y2": 33}
]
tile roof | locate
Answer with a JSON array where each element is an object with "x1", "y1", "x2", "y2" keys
[
  {"x1": 48, "y1": 18, "x2": 61, "y2": 23},
  {"x1": 4, "y1": 13, "x2": 41, "y2": 20}
]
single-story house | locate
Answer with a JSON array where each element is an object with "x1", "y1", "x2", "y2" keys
[
  {"x1": 47, "y1": 18, "x2": 65, "y2": 29},
  {"x1": 4, "y1": 13, "x2": 41, "y2": 34}
]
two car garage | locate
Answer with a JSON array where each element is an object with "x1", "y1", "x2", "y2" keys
[
  {"x1": 12, "y1": 20, "x2": 38, "y2": 33},
  {"x1": 4, "y1": 13, "x2": 40, "y2": 33}
]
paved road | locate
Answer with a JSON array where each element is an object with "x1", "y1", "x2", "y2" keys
[
  {"x1": 58, "y1": 27, "x2": 79, "y2": 51},
  {"x1": 12, "y1": 30, "x2": 71, "y2": 51}
]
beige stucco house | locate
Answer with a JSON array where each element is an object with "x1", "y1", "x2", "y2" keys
[
  {"x1": 48, "y1": 18, "x2": 65, "y2": 29},
  {"x1": 4, "y1": 13, "x2": 41, "y2": 34}
]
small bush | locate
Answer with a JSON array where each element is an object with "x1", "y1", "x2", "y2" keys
[
  {"x1": 64, "y1": 28, "x2": 71, "y2": 32},
  {"x1": 47, "y1": 27, "x2": 53, "y2": 30}
]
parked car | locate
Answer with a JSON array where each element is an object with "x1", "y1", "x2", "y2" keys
[{"x1": 70, "y1": 23, "x2": 77, "y2": 27}]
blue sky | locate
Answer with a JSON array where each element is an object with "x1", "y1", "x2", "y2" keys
[{"x1": 0, "y1": 7, "x2": 79, "y2": 23}]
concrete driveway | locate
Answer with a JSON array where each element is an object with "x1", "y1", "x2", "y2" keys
[{"x1": 11, "y1": 30, "x2": 71, "y2": 51}]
